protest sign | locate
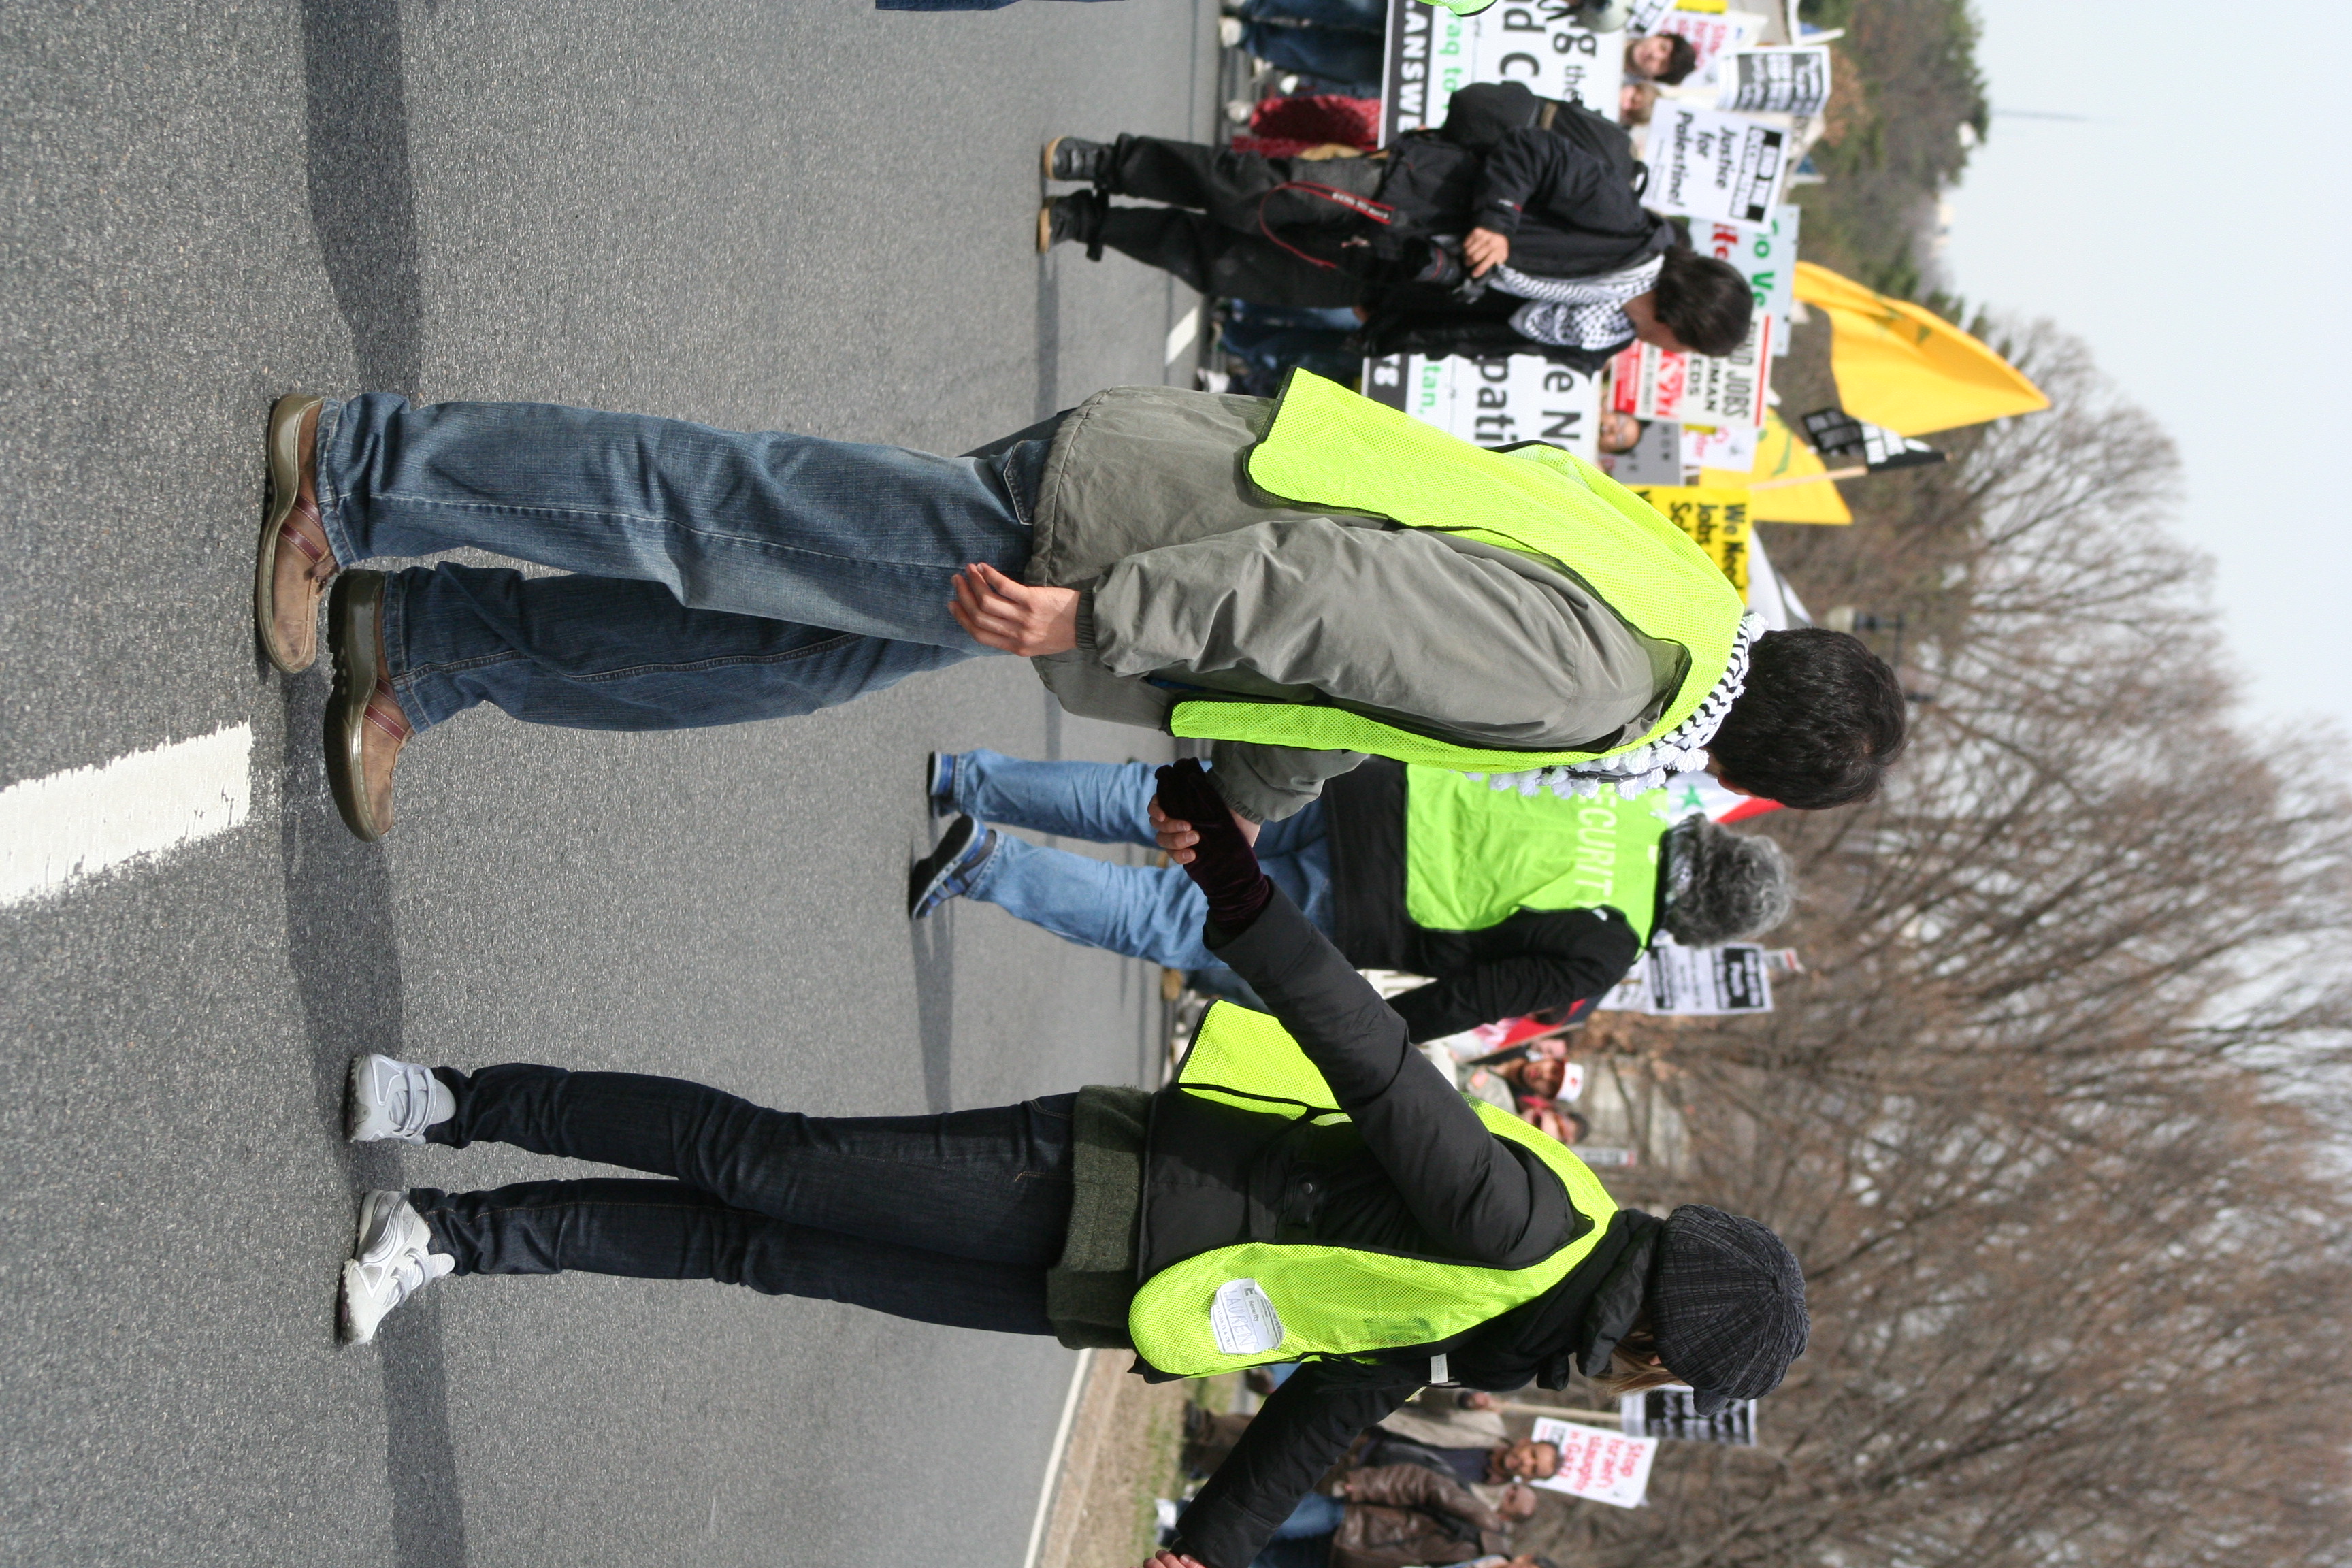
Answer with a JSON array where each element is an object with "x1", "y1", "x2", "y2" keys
[
  {"x1": 1598, "y1": 941, "x2": 1774, "y2": 1013},
  {"x1": 1799, "y1": 406, "x2": 1947, "y2": 471},
  {"x1": 1610, "y1": 314, "x2": 1771, "y2": 429},
  {"x1": 1718, "y1": 45, "x2": 1833, "y2": 116},
  {"x1": 1629, "y1": 484, "x2": 1749, "y2": 589},
  {"x1": 1620, "y1": 1387, "x2": 1759, "y2": 1446},
  {"x1": 1652, "y1": 8, "x2": 1769, "y2": 88},
  {"x1": 1599, "y1": 412, "x2": 1683, "y2": 484},
  {"x1": 1682, "y1": 421, "x2": 1757, "y2": 473},
  {"x1": 1382, "y1": 0, "x2": 1625, "y2": 139},
  {"x1": 1693, "y1": 204, "x2": 1799, "y2": 356},
  {"x1": 1366, "y1": 351, "x2": 1603, "y2": 459},
  {"x1": 1646, "y1": 101, "x2": 1788, "y2": 225},
  {"x1": 1530, "y1": 1417, "x2": 1659, "y2": 1508}
]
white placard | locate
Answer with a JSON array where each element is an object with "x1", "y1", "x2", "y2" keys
[
  {"x1": 1682, "y1": 421, "x2": 1758, "y2": 473},
  {"x1": 1597, "y1": 942, "x2": 1776, "y2": 1014},
  {"x1": 1646, "y1": 102, "x2": 1788, "y2": 225},
  {"x1": 1384, "y1": 1, "x2": 1626, "y2": 138},
  {"x1": 1530, "y1": 1416, "x2": 1660, "y2": 1508},
  {"x1": 1718, "y1": 45, "x2": 1833, "y2": 116},
  {"x1": 1365, "y1": 351, "x2": 1604, "y2": 459},
  {"x1": 1608, "y1": 314, "x2": 1774, "y2": 429},
  {"x1": 1209, "y1": 1278, "x2": 1285, "y2": 1356}
]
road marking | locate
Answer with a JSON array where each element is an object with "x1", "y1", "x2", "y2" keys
[
  {"x1": 1165, "y1": 306, "x2": 1200, "y2": 365},
  {"x1": 0, "y1": 722, "x2": 254, "y2": 909},
  {"x1": 1019, "y1": 1348, "x2": 1094, "y2": 1568}
]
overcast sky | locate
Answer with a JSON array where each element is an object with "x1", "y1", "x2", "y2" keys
[{"x1": 1938, "y1": 0, "x2": 2352, "y2": 735}]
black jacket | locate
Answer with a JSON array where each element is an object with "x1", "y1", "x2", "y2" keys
[
  {"x1": 1157, "y1": 889, "x2": 1661, "y2": 1568},
  {"x1": 1324, "y1": 760, "x2": 1647, "y2": 1041}
]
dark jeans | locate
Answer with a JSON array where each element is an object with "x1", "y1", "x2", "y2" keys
[
  {"x1": 1098, "y1": 137, "x2": 1378, "y2": 309},
  {"x1": 410, "y1": 1065, "x2": 1078, "y2": 1335}
]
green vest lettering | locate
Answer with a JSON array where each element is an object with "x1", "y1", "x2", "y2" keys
[
  {"x1": 1168, "y1": 370, "x2": 1746, "y2": 773},
  {"x1": 1405, "y1": 770, "x2": 1673, "y2": 945},
  {"x1": 1127, "y1": 1003, "x2": 1619, "y2": 1377}
]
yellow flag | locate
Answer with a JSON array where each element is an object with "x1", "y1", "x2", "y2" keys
[
  {"x1": 1630, "y1": 486, "x2": 1750, "y2": 591},
  {"x1": 1705, "y1": 409, "x2": 1852, "y2": 524},
  {"x1": 1794, "y1": 262, "x2": 2049, "y2": 435}
]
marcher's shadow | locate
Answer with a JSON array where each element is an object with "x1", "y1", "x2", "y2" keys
[
  {"x1": 301, "y1": 0, "x2": 423, "y2": 393},
  {"x1": 910, "y1": 898, "x2": 956, "y2": 1116}
]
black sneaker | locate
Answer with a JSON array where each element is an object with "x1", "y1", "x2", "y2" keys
[
  {"x1": 1041, "y1": 135, "x2": 1111, "y2": 184},
  {"x1": 909, "y1": 815, "x2": 998, "y2": 919},
  {"x1": 1037, "y1": 190, "x2": 1107, "y2": 257}
]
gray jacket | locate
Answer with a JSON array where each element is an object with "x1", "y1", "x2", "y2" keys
[{"x1": 1024, "y1": 387, "x2": 1682, "y2": 823}]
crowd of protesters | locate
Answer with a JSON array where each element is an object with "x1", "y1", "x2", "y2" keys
[{"x1": 250, "y1": 4, "x2": 1909, "y2": 1568}]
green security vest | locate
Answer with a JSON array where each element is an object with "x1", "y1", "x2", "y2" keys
[
  {"x1": 1166, "y1": 370, "x2": 1746, "y2": 773},
  {"x1": 1127, "y1": 1003, "x2": 1619, "y2": 1378},
  {"x1": 1405, "y1": 770, "x2": 1675, "y2": 945}
]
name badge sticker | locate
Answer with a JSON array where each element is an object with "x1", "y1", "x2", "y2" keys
[{"x1": 1209, "y1": 1278, "x2": 1285, "y2": 1356}]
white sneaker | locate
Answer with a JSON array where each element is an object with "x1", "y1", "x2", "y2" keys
[
  {"x1": 346, "y1": 1054, "x2": 454, "y2": 1143},
  {"x1": 1218, "y1": 16, "x2": 1245, "y2": 48},
  {"x1": 340, "y1": 1190, "x2": 455, "y2": 1345}
]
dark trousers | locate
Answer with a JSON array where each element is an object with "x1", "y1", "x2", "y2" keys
[
  {"x1": 1098, "y1": 135, "x2": 1380, "y2": 309},
  {"x1": 410, "y1": 1065, "x2": 1078, "y2": 1335}
]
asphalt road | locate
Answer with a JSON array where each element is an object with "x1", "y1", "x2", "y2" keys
[{"x1": 0, "y1": 3, "x2": 1215, "y2": 1564}]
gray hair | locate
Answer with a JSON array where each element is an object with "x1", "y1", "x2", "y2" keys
[{"x1": 1659, "y1": 817, "x2": 1795, "y2": 946}]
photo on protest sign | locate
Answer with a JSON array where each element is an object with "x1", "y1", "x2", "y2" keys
[
  {"x1": 1693, "y1": 204, "x2": 1800, "y2": 357},
  {"x1": 1365, "y1": 351, "x2": 1603, "y2": 459},
  {"x1": 1650, "y1": 7, "x2": 1769, "y2": 89},
  {"x1": 1598, "y1": 412, "x2": 1683, "y2": 485},
  {"x1": 1646, "y1": 102, "x2": 1788, "y2": 225},
  {"x1": 1599, "y1": 941, "x2": 1774, "y2": 1014},
  {"x1": 1620, "y1": 1386, "x2": 1759, "y2": 1446},
  {"x1": 1529, "y1": 1417, "x2": 1659, "y2": 1508},
  {"x1": 1718, "y1": 45, "x2": 1833, "y2": 116},
  {"x1": 1382, "y1": 0, "x2": 1624, "y2": 140},
  {"x1": 1609, "y1": 314, "x2": 1773, "y2": 429},
  {"x1": 1628, "y1": 484, "x2": 1750, "y2": 590}
]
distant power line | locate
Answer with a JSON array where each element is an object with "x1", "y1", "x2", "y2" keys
[{"x1": 1990, "y1": 108, "x2": 2093, "y2": 121}]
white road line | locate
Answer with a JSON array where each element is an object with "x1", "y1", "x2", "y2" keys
[
  {"x1": 1019, "y1": 1347, "x2": 1095, "y2": 1568},
  {"x1": 0, "y1": 722, "x2": 255, "y2": 909},
  {"x1": 1165, "y1": 306, "x2": 1200, "y2": 366}
]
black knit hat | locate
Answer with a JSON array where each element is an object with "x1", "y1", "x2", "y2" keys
[{"x1": 1652, "y1": 1205, "x2": 1808, "y2": 1414}]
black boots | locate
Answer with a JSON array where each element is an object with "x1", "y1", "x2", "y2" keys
[
  {"x1": 1041, "y1": 135, "x2": 1113, "y2": 184},
  {"x1": 1036, "y1": 189, "x2": 1107, "y2": 260}
]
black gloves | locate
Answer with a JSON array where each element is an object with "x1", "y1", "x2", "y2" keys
[{"x1": 1154, "y1": 760, "x2": 1273, "y2": 935}]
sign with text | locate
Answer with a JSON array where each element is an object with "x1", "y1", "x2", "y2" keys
[
  {"x1": 1609, "y1": 314, "x2": 1774, "y2": 429},
  {"x1": 1598, "y1": 410, "x2": 1683, "y2": 484},
  {"x1": 1719, "y1": 45, "x2": 1833, "y2": 116},
  {"x1": 1682, "y1": 420, "x2": 1757, "y2": 473},
  {"x1": 1365, "y1": 351, "x2": 1603, "y2": 459},
  {"x1": 1629, "y1": 484, "x2": 1750, "y2": 589},
  {"x1": 1621, "y1": 1386, "x2": 1759, "y2": 1446},
  {"x1": 1646, "y1": 102, "x2": 1788, "y2": 224},
  {"x1": 1383, "y1": 0, "x2": 1625, "y2": 140},
  {"x1": 1693, "y1": 204, "x2": 1799, "y2": 357},
  {"x1": 1530, "y1": 1416, "x2": 1659, "y2": 1508}
]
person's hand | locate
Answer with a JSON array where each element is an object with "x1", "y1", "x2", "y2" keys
[
  {"x1": 949, "y1": 563, "x2": 1080, "y2": 655},
  {"x1": 1149, "y1": 796, "x2": 1261, "y2": 866},
  {"x1": 1462, "y1": 227, "x2": 1511, "y2": 277},
  {"x1": 1139, "y1": 1554, "x2": 1208, "y2": 1568},
  {"x1": 1459, "y1": 1390, "x2": 1498, "y2": 1411},
  {"x1": 1530, "y1": 1036, "x2": 1569, "y2": 1061}
]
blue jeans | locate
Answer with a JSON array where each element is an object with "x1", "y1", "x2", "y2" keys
[
  {"x1": 414, "y1": 1064, "x2": 1077, "y2": 1335},
  {"x1": 945, "y1": 751, "x2": 1335, "y2": 971},
  {"x1": 312, "y1": 394, "x2": 1049, "y2": 733},
  {"x1": 1237, "y1": 0, "x2": 1388, "y2": 95}
]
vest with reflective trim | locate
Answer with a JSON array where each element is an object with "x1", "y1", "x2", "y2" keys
[
  {"x1": 1165, "y1": 370, "x2": 1746, "y2": 772},
  {"x1": 1405, "y1": 770, "x2": 1674, "y2": 945},
  {"x1": 1127, "y1": 1002, "x2": 1619, "y2": 1378}
]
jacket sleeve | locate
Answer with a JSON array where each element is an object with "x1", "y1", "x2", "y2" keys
[
  {"x1": 1169, "y1": 1362, "x2": 1423, "y2": 1568},
  {"x1": 1209, "y1": 889, "x2": 1553, "y2": 1264},
  {"x1": 1471, "y1": 127, "x2": 1602, "y2": 237},
  {"x1": 1341, "y1": 1464, "x2": 1509, "y2": 1532},
  {"x1": 1388, "y1": 906, "x2": 1644, "y2": 1041},
  {"x1": 1209, "y1": 740, "x2": 1371, "y2": 825}
]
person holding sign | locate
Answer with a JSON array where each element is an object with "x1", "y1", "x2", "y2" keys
[
  {"x1": 257, "y1": 365, "x2": 1901, "y2": 841},
  {"x1": 909, "y1": 751, "x2": 1794, "y2": 1043},
  {"x1": 336, "y1": 760, "x2": 1810, "y2": 1568}
]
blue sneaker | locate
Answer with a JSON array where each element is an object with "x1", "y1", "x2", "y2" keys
[
  {"x1": 926, "y1": 751, "x2": 958, "y2": 817},
  {"x1": 909, "y1": 815, "x2": 996, "y2": 919}
]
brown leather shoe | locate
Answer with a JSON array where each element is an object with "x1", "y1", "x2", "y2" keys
[
  {"x1": 325, "y1": 571, "x2": 410, "y2": 842},
  {"x1": 257, "y1": 393, "x2": 338, "y2": 672}
]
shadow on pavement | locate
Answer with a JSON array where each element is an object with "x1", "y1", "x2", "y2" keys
[
  {"x1": 301, "y1": 0, "x2": 423, "y2": 393},
  {"x1": 911, "y1": 905, "x2": 957, "y2": 1115},
  {"x1": 279, "y1": 676, "x2": 468, "y2": 1568}
]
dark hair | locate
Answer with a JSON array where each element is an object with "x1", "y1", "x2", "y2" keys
[
  {"x1": 1654, "y1": 246, "x2": 1754, "y2": 356},
  {"x1": 1710, "y1": 629, "x2": 1908, "y2": 809},
  {"x1": 1659, "y1": 33, "x2": 1700, "y2": 84}
]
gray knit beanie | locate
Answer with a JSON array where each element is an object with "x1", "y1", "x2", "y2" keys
[{"x1": 1659, "y1": 817, "x2": 1795, "y2": 947}]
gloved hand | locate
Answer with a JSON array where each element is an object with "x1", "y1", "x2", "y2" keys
[{"x1": 1153, "y1": 760, "x2": 1273, "y2": 934}]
